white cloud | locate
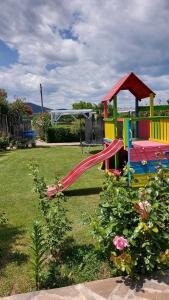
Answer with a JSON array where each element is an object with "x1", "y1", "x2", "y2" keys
[{"x1": 0, "y1": 0, "x2": 169, "y2": 109}]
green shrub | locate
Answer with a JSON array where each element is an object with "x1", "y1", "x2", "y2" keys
[
  {"x1": 14, "y1": 138, "x2": 36, "y2": 149},
  {"x1": 46, "y1": 126, "x2": 84, "y2": 143},
  {"x1": 31, "y1": 221, "x2": 47, "y2": 289},
  {"x1": 89, "y1": 166, "x2": 169, "y2": 279},
  {"x1": 32, "y1": 113, "x2": 51, "y2": 140},
  {"x1": 30, "y1": 163, "x2": 71, "y2": 258},
  {"x1": 0, "y1": 137, "x2": 9, "y2": 150}
]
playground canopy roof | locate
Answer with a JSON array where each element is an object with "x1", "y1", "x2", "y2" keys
[
  {"x1": 102, "y1": 72, "x2": 155, "y2": 103},
  {"x1": 50, "y1": 109, "x2": 94, "y2": 124}
]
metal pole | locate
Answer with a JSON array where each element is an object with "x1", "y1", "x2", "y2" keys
[{"x1": 40, "y1": 83, "x2": 44, "y2": 113}]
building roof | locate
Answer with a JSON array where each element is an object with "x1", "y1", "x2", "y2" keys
[{"x1": 102, "y1": 72, "x2": 155, "y2": 102}]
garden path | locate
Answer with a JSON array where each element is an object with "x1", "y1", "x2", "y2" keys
[{"x1": 2, "y1": 271, "x2": 169, "y2": 300}]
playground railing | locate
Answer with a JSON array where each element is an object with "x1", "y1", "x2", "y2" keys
[
  {"x1": 131, "y1": 116, "x2": 169, "y2": 144},
  {"x1": 104, "y1": 115, "x2": 169, "y2": 146}
]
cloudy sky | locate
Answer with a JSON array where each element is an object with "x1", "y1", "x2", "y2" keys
[{"x1": 0, "y1": 0, "x2": 169, "y2": 109}]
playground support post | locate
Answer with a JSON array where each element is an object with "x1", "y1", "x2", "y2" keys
[
  {"x1": 126, "y1": 118, "x2": 132, "y2": 186},
  {"x1": 150, "y1": 93, "x2": 155, "y2": 139},
  {"x1": 135, "y1": 98, "x2": 139, "y2": 138},
  {"x1": 113, "y1": 95, "x2": 118, "y2": 168},
  {"x1": 105, "y1": 144, "x2": 109, "y2": 171},
  {"x1": 103, "y1": 102, "x2": 108, "y2": 118},
  {"x1": 103, "y1": 101, "x2": 109, "y2": 170}
]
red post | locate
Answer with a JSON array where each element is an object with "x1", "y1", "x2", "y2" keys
[
  {"x1": 103, "y1": 102, "x2": 108, "y2": 171},
  {"x1": 103, "y1": 102, "x2": 108, "y2": 118}
]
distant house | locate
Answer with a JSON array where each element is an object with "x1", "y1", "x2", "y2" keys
[{"x1": 26, "y1": 102, "x2": 52, "y2": 115}]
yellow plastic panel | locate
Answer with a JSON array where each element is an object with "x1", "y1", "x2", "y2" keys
[
  {"x1": 131, "y1": 172, "x2": 169, "y2": 187},
  {"x1": 167, "y1": 119, "x2": 169, "y2": 143},
  {"x1": 105, "y1": 121, "x2": 115, "y2": 140},
  {"x1": 160, "y1": 120, "x2": 164, "y2": 142}
]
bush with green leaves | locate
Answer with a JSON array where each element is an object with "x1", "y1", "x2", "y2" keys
[
  {"x1": 32, "y1": 113, "x2": 51, "y2": 140},
  {"x1": 0, "y1": 137, "x2": 9, "y2": 150},
  {"x1": 89, "y1": 166, "x2": 169, "y2": 278},
  {"x1": 30, "y1": 163, "x2": 71, "y2": 258},
  {"x1": 46, "y1": 126, "x2": 84, "y2": 143},
  {"x1": 31, "y1": 221, "x2": 47, "y2": 289}
]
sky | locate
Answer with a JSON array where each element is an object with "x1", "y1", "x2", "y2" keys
[{"x1": 0, "y1": 0, "x2": 169, "y2": 110}]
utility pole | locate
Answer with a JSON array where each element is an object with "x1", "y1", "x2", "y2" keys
[{"x1": 40, "y1": 83, "x2": 44, "y2": 113}]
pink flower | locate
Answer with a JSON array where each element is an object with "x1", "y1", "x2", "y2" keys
[
  {"x1": 134, "y1": 200, "x2": 151, "y2": 219},
  {"x1": 113, "y1": 236, "x2": 129, "y2": 251},
  {"x1": 47, "y1": 185, "x2": 57, "y2": 199},
  {"x1": 138, "y1": 200, "x2": 151, "y2": 210}
]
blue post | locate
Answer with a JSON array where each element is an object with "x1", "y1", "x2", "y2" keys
[{"x1": 126, "y1": 118, "x2": 132, "y2": 186}]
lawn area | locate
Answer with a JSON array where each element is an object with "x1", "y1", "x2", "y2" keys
[{"x1": 0, "y1": 146, "x2": 103, "y2": 297}]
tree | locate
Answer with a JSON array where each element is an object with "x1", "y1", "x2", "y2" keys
[
  {"x1": 72, "y1": 101, "x2": 93, "y2": 110},
  {"x1": 9, "y1": 99, "x2": 31, "y2": 117},
  {"x1": 72, "y1": 101, "x2": 113, "y2": 116},
  {"x1": 0, "y1": 89, "x2": 9, "y2": 114}
]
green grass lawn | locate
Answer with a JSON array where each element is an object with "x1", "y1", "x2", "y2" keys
[{"x1": 0, "y1": 146, "x2": 104, "y2": 296}]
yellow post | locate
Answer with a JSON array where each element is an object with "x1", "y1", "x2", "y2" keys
[{"x1": 150, "y1": 93, "x2": 154, "y2": 139}]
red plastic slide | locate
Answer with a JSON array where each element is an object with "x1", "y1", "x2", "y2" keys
[{"x1": 59, "y1": 139, "x2": 123, "y2": 192}]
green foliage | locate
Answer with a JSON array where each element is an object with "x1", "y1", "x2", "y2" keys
[
  {"x1": 46, "y1": 126, "x2": 84, "y2": 143},
  {"x1": 0, "y1": 89, "x2": 8, "y2": 114},
  {"x1": 89, "y1": 166, "x2": 169, "y2": 279},
  {"x1": 32, "y1": 113, "x2": 51, "y2": 140},
  {"x1": 70, "y1": 119, "x2": 85, "y2": 137},
  {"x1": 72, "y1": 101, "x2": 113, "y2": 117},
  {"x1": 31, "y1": 221, "x2": 47, "y2": 289},
  {"x1": 29, "y1": 162, "x2": 50, "y2": 217},
  {"x1": 8, "y1": 99, "x2": 30, "y2": 117},
  {"x1": 0, "y1": 90, "x2": 31, "y2": 117},
  {"x1": 30, "y1": 163, "x2": 71, "y2": 258},
  {"x1": 0, "y1": 147, "x2": 103, "y2": 295},
  {"x1": 71, "y1": 249, "x2": 102, "y2": 282},
  {"x1": 0, "y1": 137, "x2": 9, "y2": 150},
  {"x1": 45, "y1": 193, "x2": 72, "y2": 256},
  {"x1": 44, "y1": 241, "x2": 112, "y2": 289},
  {"x1": 14, "y1": 138, "x2": 36, "y2": 149},
  {"x1": 72, "y1": 101, "x2": 93, "y2": 109},
  {"x1": 94, "y1": 102, "x2": 113, "y2": 117}
]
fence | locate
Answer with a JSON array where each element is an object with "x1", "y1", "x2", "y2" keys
[{"x1": 0, "y1": 113, "x2": 32, "y2": 138}]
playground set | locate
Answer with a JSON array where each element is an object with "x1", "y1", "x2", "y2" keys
[
  {"x1": 102, "y1": 72, "x2": 169, "y2": 187},
  {"x1": 48, "y1": 72, "x2": 169, "y2": 195}
]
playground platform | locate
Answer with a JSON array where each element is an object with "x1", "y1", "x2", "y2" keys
[{"x1": 132, "y1": 140, "x2": 169, "y2": 148}]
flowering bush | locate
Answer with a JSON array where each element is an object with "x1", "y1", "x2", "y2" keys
[
  {"x1": 89, "y1": 166, "x2": 169, "y2": 278},
  {"x1": 32, "y1": 113, "x2": 51, "y2": 140}
]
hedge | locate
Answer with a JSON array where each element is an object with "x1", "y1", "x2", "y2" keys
[{"x1": 46, "y1": 127, "x2": 84, "y2": 143}]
